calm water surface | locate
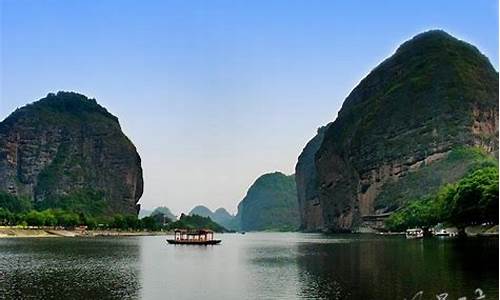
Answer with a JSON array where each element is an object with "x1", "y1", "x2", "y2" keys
[{"x1": 0, "y1": 233, "x2": 497, "y2": 299}]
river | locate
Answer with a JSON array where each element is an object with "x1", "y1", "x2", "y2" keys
[{"x1": 0, "y1": 233, "x2": 497, "y2": 299}]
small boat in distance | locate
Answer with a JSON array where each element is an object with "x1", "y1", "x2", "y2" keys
[
  {"x1": 406, "y1": 228, "x2": 424, "y2": 239},
  {"x1": 434, "y1": 228, "x2": 458, "y2": 237},
  {"x1": 167, "y1": 229, "x2": 221, "y2": 245}
]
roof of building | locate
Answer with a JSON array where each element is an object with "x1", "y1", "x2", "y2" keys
[{"x1": 174, "y1": 228, "x2": 214, "y2": 234}]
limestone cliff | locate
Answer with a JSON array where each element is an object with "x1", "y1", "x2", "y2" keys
[
  {"x1": 0, "y1": 92, "x2": 143, "y2": 216},
  {"x1": 297, "y1": 30, "x2": 498, "y2": 232}
]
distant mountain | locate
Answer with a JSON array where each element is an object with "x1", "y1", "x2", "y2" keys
[
  {"x1": 189, "y1": 205, "x2": 238, "y2": 230},
  {"x1": 151, "y1": 206, "x2": 176, "y2": 221},
  {"x1": 236, "y1": 172, "x2": 299, "y2": 231},
  {"x1": 167, "y1": 213, "x2": 227, "y2": 233},
  {"x1": 213, "y1": 208, "x2": 233, "y2": 225},
  {"x1": 189, "y1": 205, "x2": 213, "y2": 218},
  {"x1": 138, "y1": 208, "x2": 153, "y2": 219}
]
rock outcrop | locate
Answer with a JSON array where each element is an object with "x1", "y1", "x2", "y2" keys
[
  {"x1": 237, "y1": 172, "x2": 299, "y2": 231},
  {"x1": 0, "y1": 92, "x2": 143, "y2": 216},
  {"x1": 297, "y1": 30, "x2": 498, "y2": 232}
]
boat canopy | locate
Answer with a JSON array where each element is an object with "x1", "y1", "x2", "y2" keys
[{"x1": 173, "y1": 229, "x2": 215, "y2": 241}]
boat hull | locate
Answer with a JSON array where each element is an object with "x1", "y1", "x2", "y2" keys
[{"x1": 167, "y1": 239, "x2": 221, "y2": 245}]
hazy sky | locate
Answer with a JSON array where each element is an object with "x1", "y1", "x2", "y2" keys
[{"x1": 1, "y1": 0, "x2": 498, "y2": 215}]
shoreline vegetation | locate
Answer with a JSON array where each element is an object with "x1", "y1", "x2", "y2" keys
[
  {"x1": 0, "y1": 226, "x2": 171, "y2": 238},
  {"x1": 0, "y1": 224, "x2": 497, "y2": 238},
  {"x1": 0, "y1": 208, "x2": 232, "y2": 238},
  {"x1": 383, "y1": 156, "x2": 498, "y2": 233}
]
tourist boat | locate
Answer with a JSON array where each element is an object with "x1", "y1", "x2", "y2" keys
[
  {"x1": 434, "y1": 228, "x2": 457, "y2": 237},
  {"x1": 406, "y1": 228, "x2": 424, "y2": 239},
  {"x1": 167, "y1": 229, "x2": 221, "y2": 245}
]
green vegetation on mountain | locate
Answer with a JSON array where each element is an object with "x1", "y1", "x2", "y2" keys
[
  {"x1": 375, "y1": 147, "x2": 498, "y2": 211},
  {"x1": 385, "y1": 165, "x2": 498, "y2": 231},
  {"x1": 166, "y1": 213, "x2": 227, "y2": 232},
  {"x1": 34, "y1": 189, "x2": 107, "y2": 217},
  {"x1": 237, "y1": 172, "x2": 299, "y2": 231},
  {"x1": 0, "y1": 192, "x2": 32, "y2": 213}
]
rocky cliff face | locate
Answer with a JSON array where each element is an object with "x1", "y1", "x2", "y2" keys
[
  {"x1": 295, "y1": 125, "x2": 330, "y2": 231},
  {"x1": 0, "y1": 92, "x2": 143, "y2": 216},
  {"x1": 237, "y1": 172, "x2": 299, "y2": 231},
  {"x1": 297, "y1": 30, "x2": 498, "y2": 232}
]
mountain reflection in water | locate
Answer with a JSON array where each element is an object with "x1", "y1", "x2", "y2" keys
[{"x1": 0, "y1": 233, "x2": 497, "y2": 299}]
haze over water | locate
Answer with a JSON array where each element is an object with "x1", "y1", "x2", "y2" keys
[{"x1": 0, "y1": 233, "x2": 497, "y2": 299}]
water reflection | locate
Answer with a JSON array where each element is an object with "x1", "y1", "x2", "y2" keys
[
  {"x1": 295, "y1": 235, "x2": 498, "y2": 299},
  {"x1": 0, "y1": 234, "x2": 496, "y2": 300},
  {"x1": 0, "y1": 237, "x2": 140, "y2": 299}
]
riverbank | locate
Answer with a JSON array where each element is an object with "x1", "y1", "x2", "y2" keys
[
  {"x1": 374, "y1": 224, "x2": 499, "y2": 237},
  {"x1": 464, "y1": 224, "x2": 499, "y2": 237},
  {"x1": 0, "y1": 227, "x2": 171, "y2": 238}
]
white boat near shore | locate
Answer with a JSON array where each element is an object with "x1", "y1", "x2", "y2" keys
[
  {"x1": 406, "y1": 228, "x2": 424, "y2": 239},
  {"x1": 433, "y1": 228, "x2": 458, "y2": 237}
]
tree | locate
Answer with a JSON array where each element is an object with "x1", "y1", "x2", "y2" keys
[
  {"x1": 449, "y1": 167, "x2": 498, "y2": 226},
  {"x1": 112, "y1": 214, "x2": 126, "y2": 229},
  {"x1": 42, "y1": 210, "x2": 57, "y2": 227},
  {"x1": 385, "y1": 166, "x2": 499, "y2": 231},
  {"x1": 25, "y1": 210, "x2": 46, "y2": 227},
  {"x1": 54, "y1": 210, "x2": 80, "y2": 227},
  {"x1": 141, "y1": 216, "x2": 159, "y2": 231},
  {"x1": 124, "y1": 215, "x2": 140, "y2": 229}
]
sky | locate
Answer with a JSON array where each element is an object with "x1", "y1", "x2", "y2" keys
[{"x1": 1, "y1": 0, "x2": 498, "y2": 215}]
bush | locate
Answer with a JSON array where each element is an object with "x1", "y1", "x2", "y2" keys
[{"x1": 141, "y1": 216, "x2": 160, "y2": 231}]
